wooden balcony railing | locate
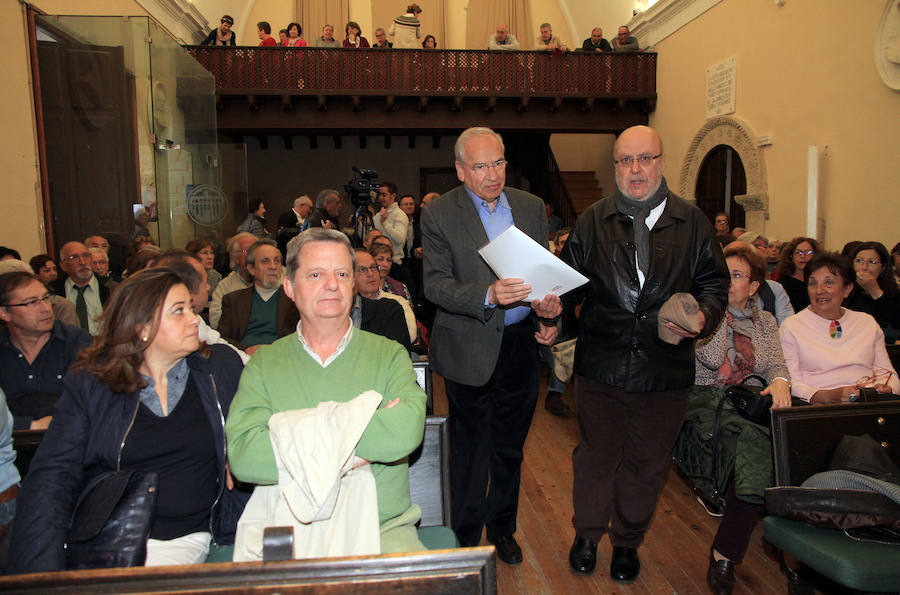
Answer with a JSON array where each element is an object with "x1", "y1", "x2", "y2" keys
[{"x1": 184, "y1": 46, "x2": 657, "y2": 100}]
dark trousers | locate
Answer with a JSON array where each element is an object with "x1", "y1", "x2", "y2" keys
[
  {"x1": 713, "y1": 480, "x2": 761, "y2": 563},
  {"x1": 445, "y1": 320, "x2": 539, "y2": 547},
  {"x1": 572, "y1": 375, "x2": 689, "y2": 547}
]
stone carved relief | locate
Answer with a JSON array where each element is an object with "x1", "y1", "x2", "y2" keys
[
  {"x1": 876, "y1": 0, "x2": 900, "y2": 90},
  {"x1": 679, "y1": 117, "x2": 768, "y2": 229}
]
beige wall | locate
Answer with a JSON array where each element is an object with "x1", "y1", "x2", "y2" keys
[
  {"x1": 650, "y1": 0, "x2": 899, "y2": 250},
  {"x1": 241, "y1": 0, "x2": 293, "y2": 44}
]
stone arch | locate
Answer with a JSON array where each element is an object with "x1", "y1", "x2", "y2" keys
[{"x1": 679, "y1": 117, "x2": 768, "y2": 230}]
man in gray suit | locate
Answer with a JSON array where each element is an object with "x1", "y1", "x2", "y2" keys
[{"x1": 422, "y1": 127, "x2": 561, "y2": 565}]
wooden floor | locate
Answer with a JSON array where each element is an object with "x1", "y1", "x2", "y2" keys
[{"x1": 430, "y1": 373, "x2": 789, "y2": 595}]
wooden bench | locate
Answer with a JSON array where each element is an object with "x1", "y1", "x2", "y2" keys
[
  {"x1": 762, "y1": 401, "x2": 900, "y2": 592},
  {"x1": 0, "y1": 546, "x2": 496, "y2": 593}
]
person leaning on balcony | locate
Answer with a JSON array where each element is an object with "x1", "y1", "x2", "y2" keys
[
  {"x1": 343, "y1": 22, "x2": 370, "y2": 48},
  {"x1": 389, "y1": 4, "x2": 423, "y2": 49},
  {"x1": 257, "y1": 21, "x2": 277, "y2": 47},
  {"x1": 488, "y1": 23, "x2": 520, "y2": 51},
  {"x1": 283, "y1": 22, "x2": 307, "y2": 47},
  {"x1": 536, "y1": 22, "x2": 568, "y2": 52},
  {"x1": 611, "y1": 25, "x2": 640, "y2": 52},
  {"x1": 201, "y1": 15, "x2": 235, "y2": 46},
  {"x1": 312, "y1": 24, "x2": 341, "y2": 48},
  {"x1": 582, "y1": 27, "x2": 612, "y2": 52}
]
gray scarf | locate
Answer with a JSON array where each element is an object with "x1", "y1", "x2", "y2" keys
[{"x1": 614, "y1": 176, "x2": 669, "y2": 278}]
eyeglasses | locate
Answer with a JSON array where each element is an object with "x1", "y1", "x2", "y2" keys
[
  {"x1": 467, "y1": 159, "x2": 507, "y2": 173},
  {"x1": 792, "y1": 250, "x2": 815, "y2": 257},
  {"x1": 730, "y1": 271, "x2": 751, "y2": 281},
  {"x1": 356, "y1": 264, "x2": 381, "y2": 274},
  {"x1": 614, "y1": 153, "x2": 662, "y2": 168},
  {"x1": 63, "y1": 252, "x2": 91, "y2": 263},
  {"x1": 3, "y1": 293, "x2": 52, "y2": 309},
  {"x1": 854, "y1": 258, "x2": 882, "y2": 266}
]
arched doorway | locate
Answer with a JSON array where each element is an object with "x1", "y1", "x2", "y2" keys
[{"x1": 695, "y1": 144, "x2": 747, "y2": 231}]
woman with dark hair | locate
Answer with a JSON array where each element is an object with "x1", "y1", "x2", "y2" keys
[
  {"x1": 282, "y1": 22, "x2": 306, "y2": 47},
  {"x1": 185, "y1": 238, "x2": 222, "y2": 295},
  {"x1": 239, "y1": 198, "x2": 269, "y2": 239},
  {"x1": 8, "y1": 268, "x2": 248, "y2": 573},
  {"x1": 891, "y1": 242, "x2": 900, "y2": 286},
  {"x1": 773, "y1": 236, "x2": 818, "y2": 312},
  {"x1": 846, "y1": 241, "x2": 900, "y2": 342},
  {"x1": 29, "y1": 254, "x2": 57, "y2": 286},
  {"x1": 343, "y1": 21, "x2": 370, "y2": 47},
  {"x1": 422, "y1": 34, "x2": 437, "y2": 49},
  {"x1": 779, "y1": 252, "x2": 899, "y2": 405},
  {"x1": 370, "y1": 241, "x2": 410, "y2": 301},
  {"x1": 674, "y1": 244, "x2": 791, "y2": 595}
]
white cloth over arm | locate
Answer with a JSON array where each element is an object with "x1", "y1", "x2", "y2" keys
[{"x1": 233, "y1": 391, "x2": 383, "y2": 561}]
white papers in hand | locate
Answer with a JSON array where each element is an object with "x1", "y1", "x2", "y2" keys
[{"x1": 477, "y1": 225, "x2": 588, "y2": 301}]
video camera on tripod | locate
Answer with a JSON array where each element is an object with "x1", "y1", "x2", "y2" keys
[{"x1": 344, "y1": 167, "x2": 379, "y2": 246}]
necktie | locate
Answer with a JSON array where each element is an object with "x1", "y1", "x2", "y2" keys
[{"x1": 75, "y1": 285, "x2": 89, "y2": 330}]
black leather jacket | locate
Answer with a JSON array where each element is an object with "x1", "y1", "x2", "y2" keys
[
  {"x1": 7, "y1": 345, "x2": 249, "y2": 574},
  {"x1": 562, "y1": 193, "x2": 729, "y2": 392}
]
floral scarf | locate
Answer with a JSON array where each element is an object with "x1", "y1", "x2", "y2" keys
[{"x1": 715, "y1": 302, "x2": 757, "y2": 385}]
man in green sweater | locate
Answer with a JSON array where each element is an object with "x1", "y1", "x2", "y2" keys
[{"x1": 225, "y1": 228, "x2": 427, "y2": 553}]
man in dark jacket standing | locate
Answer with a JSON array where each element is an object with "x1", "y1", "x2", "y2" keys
[{"x1": 562, "y1": 125, "x2": 728, "y2": 581}]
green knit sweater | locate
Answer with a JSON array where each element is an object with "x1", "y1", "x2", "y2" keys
[{"x1": 225, "y1": 327, "x2": 426, "y2": 525}]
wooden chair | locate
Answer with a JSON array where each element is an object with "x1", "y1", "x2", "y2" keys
[{"x1": 762, "y1": 401, "x2": 900, "y2": 592}]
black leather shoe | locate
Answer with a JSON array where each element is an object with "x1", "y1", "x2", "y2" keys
[
  {"x1": 568, "y1": 535, "x2": 597, "y2": 574},
  {"x1": 610, "y1": 546, "x2": 640, "y2": 583},
  {"x1": 706, "y1": 549, "x2": 735, "y2": 595},
  {"x1": 545, "y1": 391, "x2": 573, "y2": 418},
  {"x1": 487, "y1": 535, "x2": 523, "y2": 565}
]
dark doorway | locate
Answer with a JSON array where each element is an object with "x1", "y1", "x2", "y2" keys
[{"x1": 695, "y1": 144, "x2": 747, "y2": 231}]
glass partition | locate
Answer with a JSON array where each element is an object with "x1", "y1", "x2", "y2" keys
[{"x1": 34, "y1": 15, "x2": 239, "y2": 255}]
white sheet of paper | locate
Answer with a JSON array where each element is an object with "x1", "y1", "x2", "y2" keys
[{"x1": 478, "y1": 225, "x2": 589, "y2": 301}]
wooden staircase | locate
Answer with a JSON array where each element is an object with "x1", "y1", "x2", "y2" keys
[{"x1": 561, "y1": 171, "x2": 603, "y2": 216}]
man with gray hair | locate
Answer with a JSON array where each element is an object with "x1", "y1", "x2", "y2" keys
[
  {"x1": 210, "y1": 232, "x2": 257, "y2": 329},
  {"x1": 373, "y1": 27, "x2": 392, "y2": 48},
  {"x1": 219, "y1": 239, "x2": 296, "y2": 355},
  {"x1": 536, "y1": 22, "x2": 567, "y2": 52},
  {"x1": 226, "y1": 228, "x2": 427, "y2": 554},
  {"x1": 277, "y1": 194, "x2": 314, "y2": 256},
  {"x1": 422, "y1": 126, "x2": 562, "y2": 565},
  {"x1": 307, "y1": 188, "x2": 342, "y2": 230}
]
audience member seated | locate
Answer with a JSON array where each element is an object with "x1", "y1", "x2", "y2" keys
[
  {"x1": 277, "y1": 195, "x2": 313, "y2": 234},
  {"x1": 371, "y1": 241, "x2": 411, "y2": 302},
  {"x1": 153, "y1": 250, "x2": 249, "y2": 364},
  {"x1": 7, "y1": 268, "x2": 248, "y2": 574},
  {"x1": 355, "y1": 249, "x2": 416, "y2": 345},
  {"x1": 373, "y1": 27, "x2": 392, "y2": 48},
  {"x1": 239, "y1": 197, "x2": 270, "y2": 240},
  {"x1": 88, "y1": 248, "x2": 117, "y2": 292},
  {"x1": 675, "y1": 243, "x2": 791, "y2": 595},
  {"x1": 488, "y1": 23, "x2": 519, "y2": 50},
  {"x1": 779, "y1": 252, "x2": 900, "y2": 404},
  {"x1": 53, "y1": 241, "x2": 112, "y2": 334},
  {"x1": 730, "y1": 241, "x2": 794, "y2": 325},
  {"x1": 219, "y1": 240, "x2": 298, "y2": 355},
  {"x1": 312, "y1": 24, "x2": 340, "y2": 48},
  {"x1": 201, "y1": 14, "x2": 235, "y2": 46},
  {"x1": 422, "y1": 35, "x2": 437, "y2": 49},
  {"x1": 713, "y1": 213, "x2": 730, "y2": 235},
  {"x1": 23, "y1": 256, "x2": 77, "y2": 327},
  {"x1": 210, "y1": 232, "x2": 256, "y2": 329},
  {"x1": 536, "y1": 22, "x2": 568, "y2": 52},
  {"x1": 225, "y1": 229, "x2": 426, "y2": 554},
  {"x1": 363, "y1": 228, "x2": 383, "y2": 249},
  {"x1": 343, "y1": 21, "x2": 370, "y2": 48},
  {"x1": 846, "y1": 241, "x2": 900, "y2": 342},
  {"x1": 256, "y1": 21, "x2": 276, "y2": 46},
  {"x1": 278, "y1": 29, "x2": 288, "y2": 44},
  {"x1": 611, "y1": 25, "x2": 639, "y2": 52},
  {"x1": 282, "y1": 22, "x2": 306, "y2": 47},
  {"x1": 390, "y1": 4, "x2": 423, "y2": 49},
  {"x1": 307, "y1": 188, "x2": 342, "y2": 230},
  {"x1": 0, "y1": 247, "x2": 21, "y2": 261},
  {"x1": 185, "y1": 238, "x2": 221, "y2": 302},
  {"x1": 0, "y1": 271, "x2": 91, "y2": 430},
  {"x1": 546, "y1": 202, "x2": 563, "y2": 236},
  {"x1": 133, "y1": 207, "x2": 152, "y2": 238},
  {"x1": 123, "y1": 246, "x2": 162, "y2": 278},
  {"x1": 891, "y1": 241, "x2": 900, "y2": 286},
  {"x1": 582, "y1": 27, "x2": 611, "y2": 52},
  {"x1": 0, "y1": 387, "x2": 18, "y2": 545},
  {"x1": 773, "y1": 236, "x2": 818, "y2": 313}
]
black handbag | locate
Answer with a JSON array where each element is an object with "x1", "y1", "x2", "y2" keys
[
  {"x1": 65, "y1": 470, "x2": 158, "y2": 570},
  {"x1": 724, "y1": 374, "x2": 772, "y2": 426}
]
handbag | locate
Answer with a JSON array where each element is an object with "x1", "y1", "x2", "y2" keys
[
  {"x1": 65, "y1": 470, "x2": 158, "y2": 570},
  {"x1": 724, "y1": 374, "x2": 772, "y2": 426}
]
